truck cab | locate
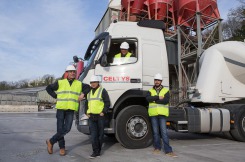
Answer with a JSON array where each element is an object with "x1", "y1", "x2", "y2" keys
[{"x1": 77, "y1": 21, "x2": 172, "y2": 148}]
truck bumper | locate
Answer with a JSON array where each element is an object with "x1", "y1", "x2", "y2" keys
[
  {"x1": 77, "y1": 125, "x2": 90, "y2": 134},
  {"x1": 77, "y1": 119, "x2": 90, "y2": 134},
  {"x1": 76, "y1": 119, "x2": 116, "y2": 134}
]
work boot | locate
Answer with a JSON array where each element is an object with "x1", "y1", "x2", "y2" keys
[
  {"x1": 46, "y1": 139, "x2": 53, "y2": 154},
  {"x1": 166, "y1": 152, "x2": 178, "y2": 158},
  {"x1": 60, "y1": 148, "x2": 66, "y2": 156},
  {"x1": 153, "y1": 149, "x2": 161, "y2": 155}
]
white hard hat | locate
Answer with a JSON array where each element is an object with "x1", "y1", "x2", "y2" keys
[
  {"x1": 90, "y1": 75, "x2": 100, "y2": 82},
  {"x1": 154, "y1": 73, "x2": 163, "y2": 80},
  {"x1": 120, "y1": 42, "x2": 129, "y2": 49},
  {"x1": 66, "y1": 65, "x2": 76, "y2": 71}
]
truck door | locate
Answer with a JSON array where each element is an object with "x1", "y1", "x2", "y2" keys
[
  {"x1": 142, "y1": 42, "x2": 169, "y2": 90},
  {"x1": 94, "y1": 38, "x2": 142, "y2": 106}
]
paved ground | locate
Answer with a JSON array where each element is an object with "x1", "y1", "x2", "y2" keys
[{"x1": 0, "y1": 109, "x2": 245, "y2": 162}]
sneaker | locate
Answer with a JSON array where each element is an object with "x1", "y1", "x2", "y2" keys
[
  {"x1": 46, "y1": 139, "x2": 53, "y2": 154},
  {"x1": 89, "y1": 153, "x2": 100, "y2": 159},
  {"x1": 153, "y1": 149, "x2": 161, "y2": 155},
  {"x1": 166, "y1": 152, "x2": 178, "y2": 158},
  {"x1": 59, "y1": 148, "x2": 66, "y2": 156}
]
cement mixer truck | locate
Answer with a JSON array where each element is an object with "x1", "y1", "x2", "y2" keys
[{"x1": 74, "y1": 20, "x2": 245, "y2": 149}]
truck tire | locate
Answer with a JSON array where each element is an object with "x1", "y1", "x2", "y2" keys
[
  {"x1": 115, "y1": 105, "x2": 152, "y2": 149},
  {"x1": 222, "y1": 131, "x2": 233, "y2": 140},
  {"x1": 230, "y1": 108, "x2": 245, "y2": 142},
  {"x1": 105, "y1": 133, "x2": 115, "y2": 137}
]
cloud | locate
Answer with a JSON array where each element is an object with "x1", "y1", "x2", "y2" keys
[{"x1": 0, "y1": 0, "x2": 107, "y2": 82}]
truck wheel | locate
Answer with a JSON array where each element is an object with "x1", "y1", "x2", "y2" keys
[
  {"x1": 230, "y1": 109, "x2": 245, "y2": 142},
  {"x1": 223, "y1": 131, "x2": 233, "y2": 140},
  {"x1": 115, "y1": 105, "x2": 152, "y2": 149},
  {"x1": 105, "y1": 134, "x2": 115, "y2": 137}
]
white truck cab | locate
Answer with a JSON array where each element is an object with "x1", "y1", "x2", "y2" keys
[
  {"x1": 76, "y1": 20, "x2": 245, "y2": 148},
  {"x1": 82, "y1": 21, "x2": 169, "y2": 105}
]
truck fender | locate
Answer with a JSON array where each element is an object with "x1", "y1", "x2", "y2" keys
[{"x1": 112, "y1": 89, "x2": 148, "y2": 119}]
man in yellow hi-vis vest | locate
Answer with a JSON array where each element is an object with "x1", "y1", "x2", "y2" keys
[
  {"x1": 146, "y1": 73, "x2": 177, "y2": 158},
  {"x1": 45, "y1": 65, "x2": 90, "y2": 156},
  {"x1": 112, "y1": 42, "x2": 133, "y2": 64},
  {"x1": 114, "y1": 42, "x2": 132, "y2": 58},
  {"x1": 86, "y1": 75, "x2": 110, "y2": 159}
]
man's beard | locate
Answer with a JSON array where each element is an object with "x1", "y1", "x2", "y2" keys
[{"x1": 155, "y1": 83, "x2": 161, "y2": 88}]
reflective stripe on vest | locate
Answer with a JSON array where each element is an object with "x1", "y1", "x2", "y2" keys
[
  {"x1": 114, "y1": 52, "x2": 132, "y2": 58},
  {"x1": 148, "y1": 87, "x2": 169, "y2": 117},
  {"x1": 56, "y1": 79, "x2": 82, "y2": 111},
  {"x1": 87, "y1": 87, "x2": 104, "y2": 114}
]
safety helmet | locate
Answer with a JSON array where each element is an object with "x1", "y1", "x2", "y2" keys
[
  {"x1": 154, "y1": 73, "x2": 163, "y2": 80},
  {"x1": 66, "y1": 65, "x2": 76, "y2": 71},
  {"x1": 120, "y1": 42, "x2": 129, "y2": 49},
  {"x1": 90, "y1": 75, "x2": 100, "y2": 82}
]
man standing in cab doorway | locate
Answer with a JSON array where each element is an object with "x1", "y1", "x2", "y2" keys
[
  {"x1": 146, "y1": 73, "x2": 178, "y2": 158},
  {"x1": 45, "y1": 65, "x2": 90, "y2": 156},
  {"x1": 86, "y1": 75, "x2": 110, "y2": 159}
]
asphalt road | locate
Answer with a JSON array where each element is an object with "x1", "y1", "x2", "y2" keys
[{"x1": 0, "y1": 110, "x2": 245, "y2": 162}]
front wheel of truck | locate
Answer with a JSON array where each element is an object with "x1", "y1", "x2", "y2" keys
[{"x1": 115, "y1": 105, "x2": 152, "y2": 149}]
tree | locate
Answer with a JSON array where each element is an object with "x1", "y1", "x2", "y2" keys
[
  {"x1": 42, "y1": 74, "x2": 55, "y2": 85},
  {"x1": 0, "y1": 81, "x2": 9, "y2": 90},
  {"x1": 238, "y1": 0, "x2": 245, "y2": 4},
  {"x1": 223, "y1": 1, "x2": 245, "y2": 41},
  {"x1": 0, "y1": 74, "x2": 57, "y2": 90},
  {"x1": 18, "y1": 80, "x2": 29, "y2": 88}
]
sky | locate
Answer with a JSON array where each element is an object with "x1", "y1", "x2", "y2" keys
[{"x1": 0, "y1": 0, "x2": 242, "y2": 82}]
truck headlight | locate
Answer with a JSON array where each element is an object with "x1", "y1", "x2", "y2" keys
[{"x1": 79, "y1": 119, "x2": 88, "y2": 125}]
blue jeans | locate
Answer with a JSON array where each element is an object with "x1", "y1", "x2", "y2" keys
[
  {"x1": 88, "y1": 115, "x2": 105, "y2": 155},
  {"x1": 150, "y1": 115, "x2": 172, "y2": 153},
  {"x1": 50, "y1": 109, "x2": 74, "y2": 149}
]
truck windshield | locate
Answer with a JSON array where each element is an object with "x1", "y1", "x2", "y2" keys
[
  {"x1": 84, "y1": 32, "x2": 109, "y2": 61},
  {"x1": 84, "y1": 39, "x2": 101, "y2": 61}
]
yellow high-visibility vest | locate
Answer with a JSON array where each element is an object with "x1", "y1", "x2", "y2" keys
[
  {"x1": 87, "y1": 87, "x2": 104, "y2": 114},
  {"x1": 56, "y1": 79, "x2": 82, "y2": 111},
  {"x1": 114, "y1": 52, "x2": 132, "y2": 58},
  {"x1": 148, "y1": 87, "x2": 169, "y2": 117}
]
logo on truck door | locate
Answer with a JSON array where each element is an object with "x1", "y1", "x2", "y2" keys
[{"x1": 103, "y1": 76, "x2": 130, "y2": 83}]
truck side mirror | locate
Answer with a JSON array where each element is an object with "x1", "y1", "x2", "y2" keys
[
  {"x1": 73, "y1": 55, "x2": 79, "y2": 63},
  {"x1": 100, "y1": 55, "x2": 108, "y2": 67},
  {"x1": 103, "y1": 35, "x2": 111, "y2": 54},
  {"x1": 100, "y1": 35, "x2": 111, "y2": 67}
]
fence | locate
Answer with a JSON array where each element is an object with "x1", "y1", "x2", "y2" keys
[
  {"x1": 0, "y1": 94, "x2": 37, "y2": 105},
  {"x1": 0, "y1": 94, "x2": 38, "y2": 112}
]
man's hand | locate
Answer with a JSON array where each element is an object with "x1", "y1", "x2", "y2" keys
[
  {"x1": 159, "y1": 96, "x2": 164, "y2": 100},
  {"x1": 78, "y1": 93, "x2": 85, "y2": 101},
  {"x1": 100, "y1": 112, "x2": 104, "y2": 116}
]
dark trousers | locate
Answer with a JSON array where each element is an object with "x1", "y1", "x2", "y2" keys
[
  {"x1": 50, "y1": 109, "x2": 74, "y2": 149},
  {"x1": 88, "y1": 115, "x2": 105, "y2": 155},
  {"x1": 150, "y1": 115, "x2": 173, "y2": 153}
]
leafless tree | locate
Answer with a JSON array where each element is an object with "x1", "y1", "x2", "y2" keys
[
  {"x1": 223, "y1": 2, "x2": 245, "y2": 40},
  {"x1": 238, "y1": 0, "x2": 245, "y2": 5}
]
